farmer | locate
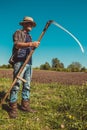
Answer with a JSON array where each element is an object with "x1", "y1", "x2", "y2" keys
[{"x1": 9, "y1": 16, "x2": 40, "y2": 118}]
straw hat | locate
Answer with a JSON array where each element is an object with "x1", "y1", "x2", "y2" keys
[{"x1": 19, "y1": 16, "x2": 36, "y2": 27}]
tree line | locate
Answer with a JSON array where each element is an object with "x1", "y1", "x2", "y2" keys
[
  {"x1": 39, "y1": 58, "x2": 86, "y2": 72},
  {"x1": 0, "y1": 58, "x2": 86, "y2": 72}
]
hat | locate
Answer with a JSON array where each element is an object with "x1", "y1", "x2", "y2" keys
[{"x1": 19, "y1": 16, "x2": 36, "y2": 27}]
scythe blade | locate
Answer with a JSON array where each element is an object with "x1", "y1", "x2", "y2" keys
[{"x1": 52, "y1": 21, "x2": 84, "y2": 53}]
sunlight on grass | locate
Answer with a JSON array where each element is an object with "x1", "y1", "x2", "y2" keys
[{"x1": 0, "y1": 78, "x2": 86, "y2": 130}]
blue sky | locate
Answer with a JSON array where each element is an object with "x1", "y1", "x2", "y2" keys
[{"x1": 0, "y1": 0, "x2": 87, "y2": 67}]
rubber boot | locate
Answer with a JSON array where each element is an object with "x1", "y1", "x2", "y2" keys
[
  {"x1": 21, "y1": 100, "x2": 37, "y2": 113},
  {"x1": 9, "y1": 102, "x2": 18, "y2": 118}
]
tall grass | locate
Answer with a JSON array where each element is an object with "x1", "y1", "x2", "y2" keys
[{"x1": 0, "y1": 78, "x2": 86, "y2": 130}]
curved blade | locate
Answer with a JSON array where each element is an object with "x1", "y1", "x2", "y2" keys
[{"x1": 52, "y1": 21, "x2": 84, "y2": 53}]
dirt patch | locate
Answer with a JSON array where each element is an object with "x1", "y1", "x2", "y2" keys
[
  {"x1": 32, "y1": 70, "x2": 87, "y2": 85},
  {"x1": 0, "y1": 69, "x2": 87, "y2": 85}
]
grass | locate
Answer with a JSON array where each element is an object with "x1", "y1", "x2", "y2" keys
[{"x1": 0, "y1": 78, "x2": 86, "y2": 130}]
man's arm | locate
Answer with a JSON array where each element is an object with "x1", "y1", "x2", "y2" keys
[
  {"x1": 13, "y1": 30, "x2": 40, "y2": 49},
  {"x1": 15, "y1": 41, "x2": 40, "y2": 49}
]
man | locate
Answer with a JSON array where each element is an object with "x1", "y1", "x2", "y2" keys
[{"x1": 9, "y1": 16, "x2": 40, "y2": 118}]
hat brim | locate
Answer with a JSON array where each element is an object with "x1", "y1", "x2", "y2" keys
[{"x1": 19, "y1": 21, "x2": 36, "y2": 27}]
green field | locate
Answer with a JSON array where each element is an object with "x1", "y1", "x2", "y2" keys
[{"x1": 0, "y1": 78, "x2": 86, "y2": 130}]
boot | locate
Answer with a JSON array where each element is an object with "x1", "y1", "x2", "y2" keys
[
  {"x1": 9, "y1": 102, "x2": 18, "y2": 118},
  {"x1": 21, "y1": 100, "x2": 37, "y2": 113}
]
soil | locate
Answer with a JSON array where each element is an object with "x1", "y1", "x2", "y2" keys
[{"x1": 0, "y1": 69, "x2": 87, "y2": 85}]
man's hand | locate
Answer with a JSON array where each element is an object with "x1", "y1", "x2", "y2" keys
[{"x1": 33, "y1": 41, "x2": 40, "y2": 47}]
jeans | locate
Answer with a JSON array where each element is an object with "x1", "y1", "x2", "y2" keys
[{"x1": 10, "y1": 62, "x2": 32, "y2": 103}]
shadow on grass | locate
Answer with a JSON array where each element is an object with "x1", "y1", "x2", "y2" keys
[
  {"x1": 0, "y1": 91, "x2": 9, "y2": 103},
  {"x1": 0, "y1": 91, "x2": 6, "y2": 100},
  {"x1": 2, "y1": 104, "x2": 10, "y2": 113},
  {"x1": 0, "y1": 91, "x2": 10, "y2": 113}
]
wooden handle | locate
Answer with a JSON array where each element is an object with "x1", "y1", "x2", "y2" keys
[{"x1": 17, "y1": 76, "x2": 27, "y2": 83}]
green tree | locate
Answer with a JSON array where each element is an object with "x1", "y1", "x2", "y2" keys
[
  {"x1": 51, "y1": 58, "x2": 64, "y2": 69},
  {"x1": 0, "y1": 64, "x2": 12, "y2": 69},
  {"x1": 40, "y1": 62, "x2": 51, "y2": 70},
  {"x1": 81, "y1": 67, "x2": 87, "y2": 72},
  {"x1": 67, "y1": 62, "x2": 82, "y2": 72}
]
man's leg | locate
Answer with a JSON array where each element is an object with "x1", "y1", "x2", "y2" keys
[
  {"x1": 21, "y1": 65, "x2": 36, "y2": 112},
  {"x1": 9, "y1": 62, "x2": 24, "y2": 118}
]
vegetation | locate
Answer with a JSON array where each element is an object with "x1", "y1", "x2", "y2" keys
[
  {"x1": 0, "y1": 57, "x2": 87, "y2": 72},
  {"x1": 0, "y1": 64, "x2": 12, "y2": 69},
  {"x1": 67, "y1": 62, "x2": 82, "y2": 72},
  {"x1": 51, "y1": 58, "x2": 64, "y2": 69},
  {"x1": 40, "y1": 58, "x2": 87, "y2": 72},
  {"x1": 40, "y1": 62, "x2": 51, "y2": 70},
  {"x1": 0, "y1": 78, "x2": 86, "y2": 130}
]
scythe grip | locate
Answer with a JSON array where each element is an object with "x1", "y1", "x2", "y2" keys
[{"x1": 38, "y1": 20, "x2": 54, "y2": 42}]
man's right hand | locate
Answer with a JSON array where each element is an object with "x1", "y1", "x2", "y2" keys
[{"x1": 33, "y1": 41, "x2": 40, "y2": 48}]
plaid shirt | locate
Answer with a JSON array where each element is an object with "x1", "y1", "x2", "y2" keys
[
  {"x1": 13, "y1": 30, "x2": 29, "y2": 44},
  {"x1": 12, "y1": 30, "x2": 32, "y2": 64}
]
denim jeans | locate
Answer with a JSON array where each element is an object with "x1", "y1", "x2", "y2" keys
[{"x1": 10, "y1": 62, "x2": 32, "y2": 103}]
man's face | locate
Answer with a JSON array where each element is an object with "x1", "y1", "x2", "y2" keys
[{"x1": 23, "y1": 22, "x2": 33, "y2": 31}]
